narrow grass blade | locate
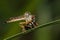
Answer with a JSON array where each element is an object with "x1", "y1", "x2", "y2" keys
[{"x1": 4, "y1": 19, "x2": 60, "y2": 40}]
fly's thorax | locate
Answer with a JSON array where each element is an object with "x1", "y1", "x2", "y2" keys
[{"x1": 25, "y1": 15, "x2": 32, "y2": 21}]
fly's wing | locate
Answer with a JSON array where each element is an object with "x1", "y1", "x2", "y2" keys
[{"x1": 6, "y1": 16, "x2": 25, "y2": 23}]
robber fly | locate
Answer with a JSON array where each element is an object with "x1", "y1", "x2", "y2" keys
[{"x1": 6, "y1": 11, "x2": 38, "y2": 32}]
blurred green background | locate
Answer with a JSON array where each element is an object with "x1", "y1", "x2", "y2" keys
[{"x1": 0, "y1": 0, "x2": 60, "y2": 40}]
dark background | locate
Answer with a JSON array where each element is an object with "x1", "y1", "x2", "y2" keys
[{"x1": 0, "y1": 0, "x2": 60, "y2": 40}]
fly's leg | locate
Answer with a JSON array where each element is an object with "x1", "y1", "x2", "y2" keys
[
  {"x1": 28, "y1": 23, "x2": 32, "y2": 28},
  {"x1": 32, "y1": 22, "x2": 38, "y2": 28},
  {"x1": 19, "y1": 22, "x2": 26, "y2": 32}
]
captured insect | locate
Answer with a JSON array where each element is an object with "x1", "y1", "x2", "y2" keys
[{"x1": 6, "y1": 11, "x2": 38, "y2": 32}]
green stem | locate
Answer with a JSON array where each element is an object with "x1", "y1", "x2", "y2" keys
[{"x1": 4, "y1": 19, "x2": 60, "y2": 40}]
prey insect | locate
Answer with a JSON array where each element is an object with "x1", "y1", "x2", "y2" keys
[{"x1": 6, "y1": 11, "x2": 38, "y2": 32}]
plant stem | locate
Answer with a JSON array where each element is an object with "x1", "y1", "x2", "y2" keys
[{"x1": 4, "y1": 19, "x2": 60, "y2": 40}]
